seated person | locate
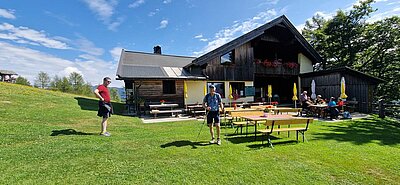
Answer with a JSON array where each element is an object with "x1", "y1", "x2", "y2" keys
[
  {"x1": 302, "y1": 97, "x2": 314, "y2": 117},
  {"x1": 326, "y1": 97, "x2": 339, "y2": 119},
  {"x1": 316, "y1": 95, "x2": 326, "y2": 104},
  {"x1": 337, "y1": 98, "x2": 344, "y2": 110}
]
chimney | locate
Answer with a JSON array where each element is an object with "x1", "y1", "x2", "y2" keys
[{"x1": 153, "y1": 45, "x2": 162, "y2": 54}]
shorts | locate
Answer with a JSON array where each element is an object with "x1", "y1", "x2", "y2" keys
[
  {"x1": 207, "y1": 111, "x2": 220, "y2": 126},
  {"x1": 97, "y1": 101, "x2": 113, "y2": 118}
]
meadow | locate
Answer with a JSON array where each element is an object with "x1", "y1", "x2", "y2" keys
[{"x1": 1, "y1": 82, "x2": 399, "y2": 184}]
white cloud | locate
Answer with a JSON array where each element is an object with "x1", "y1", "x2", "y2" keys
[
  {"x1": 82, "y1": 0, "x2": 115, "y2": 21},
  {"x1": 0, "y1": 8, "x2": 16, "y2": 19},
  {"x1": 74, "y1": 36, "x2": 104, "y2": 56},
  {"x1": 158, "y1": 19, "x2": 169, "y2": 29},
  {"x1": 129, "y1": 0, "x2": 145, "y2": 8},
  {"x1": 193, "y1": 9, "x2": 277, "y2": 56},
  {"x1": 110, "y1": 47, "x2": 123, "y2": 62},
  {"x1": 0, "y1": 41, "x2": 122, "y2": 87},
  {"x1": 367, "y1": 7, "x2": 400, "y2": 23},
  {"x1": 163, "y1": 0, "x2": 172, "y2": 4},
  {"x1": 108, "y1": 16, "x2": 125, "y2": 31},
  {"x1": 148, "y1": 9, "x2": 160, "y2": 17},
  {"x1": 194, "y1": 34, "x2": 203, "y2": 39},
  {"x1": 296, "y1": 11, "x2": 334, "y2": 32},
  {"x1": 61, "y1": 67, "x2": 83, "y2": 77},
  {"x1": 199, "y1": 38, "x2": 208, "y2": 42},
  {"x1": 0, "y1": 23, "x2": 70, "y2": 49},
  {"x1": 82, "y1": 0, "x2": 123, "y2": 31}
]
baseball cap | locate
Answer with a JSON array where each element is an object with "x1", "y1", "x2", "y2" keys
[{"x1": 209, "y1": 85, "x2": 216, "y2": 89}]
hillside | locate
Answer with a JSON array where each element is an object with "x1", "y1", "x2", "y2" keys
[{"x1": 1, "y1": 82, "x2": 399, "y2": 184}]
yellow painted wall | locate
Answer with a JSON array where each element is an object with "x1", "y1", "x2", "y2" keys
[
  {"x1": 298, "y1": 53, "x2": 313, "y2": 74},
  {"x1": 186, "y1": 81, "x2": 206, "y2": 104},
  {"x1": 186, "y1": 80, "x2": 254, "y2": 105}
]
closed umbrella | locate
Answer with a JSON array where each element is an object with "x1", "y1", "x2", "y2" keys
[
  {"x1": 229, "y1": 84, "x2": 233, "y2": 107},
  {"x1": 184, "y1": 81, "x2": 188, "y2": 99},
  {"x1": 340, "y1": 77, "x2": 348, "y2": 100},
  {"x1": 311, "y1": 80, "x2": 316, "y2": 100},
  {"x1": 292, "y1": 83, "x2": 298, "y2": 108},
  {"x1": 204, "y1": 82, "x2": 207, "y2": 96},
  {"x1": 268, "y1": 85, "x2": 272, "y2": 104}
]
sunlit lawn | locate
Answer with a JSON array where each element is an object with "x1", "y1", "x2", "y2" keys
[{"x1": 1, "y1": 82, "x2": 399, "y2": 184}]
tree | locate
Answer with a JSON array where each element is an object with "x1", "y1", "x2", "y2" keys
[
  {"x1": 303, "y1": 0, "x2": 375, "y2": 69},
  {"x1": 34, "y1": 71, "x2": 50, "y2": 89},
  {"x1": 302, "y1": 0, "x2": 400, "y2": 100},
  {"x1": 110, "y1": 88, "x2": 121, "y2": 102},
  {"x1": 357, "y1": 17, "x2": 400, "y2": 100},
  {"x1": 68, "y1": 72, "x2": 85, "y2": 93},
  {"x1": 59, "y1": 77, "x2": 72, "y2": 92},
  {"x1": 15, "y1": 76, "x2": 31, "y2": 86}
]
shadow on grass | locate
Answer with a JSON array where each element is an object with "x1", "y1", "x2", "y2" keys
[
  {"x1": 50, "y1": 129, "x2": 96, "y2": 136},
  {"x1": 226, "y1": 134, "x2": 300, "y2": 148},
  {"x1": 312, "y1": 116, "x2": 400, "y2": 146},
  {"x1": 160, "y1": 140, "x2": 210, "y2": 149},
  {"x1": 74, "y1": 97, "x2": 126, "y2": 116}
]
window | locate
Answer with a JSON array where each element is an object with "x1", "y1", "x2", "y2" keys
[
  {"x1": 163, "y1": 80, "x2": 176, "y2": 94},
  {"x1": 230, "y1": 82, "x2": 245, "y2": 98},
  {"x1": 220, "y1": 50, "x2": 234, "y2": 64},
  {"x1": 207, "y1": 82, "x2": 225, "y2": 98}
]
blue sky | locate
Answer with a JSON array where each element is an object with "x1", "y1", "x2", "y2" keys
[{"x1": 0, "y1": 0, "x2": 399, "y2": 87}]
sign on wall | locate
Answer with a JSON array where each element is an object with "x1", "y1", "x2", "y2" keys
[{"x1": 245, "y1": 86, "x2": 255, "y2": 96}]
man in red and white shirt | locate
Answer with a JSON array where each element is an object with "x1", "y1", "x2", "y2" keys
[{"x1": 94, "y1": 77, "x2": 113, "y2": 136}]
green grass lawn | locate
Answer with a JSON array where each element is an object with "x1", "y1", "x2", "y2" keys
[{"x1": 1, "y1": 82, "x2": 399, "y2": 184}]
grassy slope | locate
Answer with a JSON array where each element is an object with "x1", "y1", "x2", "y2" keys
[{"x1": 0, "y1": 82, "x2": 399, "y2": 184}]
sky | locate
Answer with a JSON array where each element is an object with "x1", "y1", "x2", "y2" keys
[{"x1": 0, "y1": 0, "x2": 399, "y2": 87}]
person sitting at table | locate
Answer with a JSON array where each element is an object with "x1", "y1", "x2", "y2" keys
[
  {"x1": 337, "y1": 98, "x2": 344, "y2": 110},
  {"x1": 325, "y1": 97, "x2": 339, "y2": 119},
  {"x1": 316, "y1": 95, "x2": 326, "y2": 104}
]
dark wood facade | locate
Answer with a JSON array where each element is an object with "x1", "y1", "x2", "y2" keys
[
  {"x1": 134, "y1": 80, "x2": 185, "y2": 106},
  {"x1": 204, "y1": 43, "x2": 255, "y2": 81},
  {"x1": 301, "y1": 68, "x2": 383, "y2": 113}
]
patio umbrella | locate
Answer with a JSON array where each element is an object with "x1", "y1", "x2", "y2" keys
[
  {"x1": 311, "y1": 80, "x2": 316, "y2": 100},
  {"x1": 292, "y1": 83, "x2": 298, "y2": 108},
  {"x1": 340, "y1": 77, "x2": 348, "y2": 100},
  {"x1": 268, "y1": 85, "x2": 272, "y2": 104}
]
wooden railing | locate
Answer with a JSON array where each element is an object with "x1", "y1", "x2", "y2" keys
[
  {"x1": 254, "y1": 63, "x2": 299, "y2": 76},
  {"x1": 372, "y1": 100, "x2": 400, "y2": 119}
]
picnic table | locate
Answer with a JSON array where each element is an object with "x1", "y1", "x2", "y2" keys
[
  {"x1": 187, "y1": 104, "x2": 205, "y2": 116},
  {"x1": 149, "y1": 104, "x2": 181, "y2": 118},
  {"x1": 308, "y1": 104, "x2": 327, "y2": 117},
  {"x1": 241, "y1": 114, "x2": 296, "y2": 140},
  {"x1": 270, "y1": 107, "x2": 302, "y2": 115}
]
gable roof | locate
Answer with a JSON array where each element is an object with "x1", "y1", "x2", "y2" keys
[
  {"x1": 300, "y1": 66, "x2": 384, "y2": 84},
  {"x1": 186, "y1": 15, "x2": 324, "y2": 67},
  {"x1": 116, "y1": 49, "x2": 205, "y2": 80},
  {"x1": 0, "y1": 70, "x2": 17, "y2": 75}
]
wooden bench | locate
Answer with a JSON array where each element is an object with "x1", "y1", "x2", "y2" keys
[
  {"x1": 271, "y1": 107, "x2": 302, "y2": 115},
  {"x1": 150, "y1": 109, "x2": 182, "y2": 118},
  {"x1": 230, "y1": 110, "x2": 264, "y2": 134},
  {"x1": 258, "y1": 118, "x2": 313, "y2": 148}
]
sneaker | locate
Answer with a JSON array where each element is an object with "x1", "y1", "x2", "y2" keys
[
  {"x1": 209, "y1": 138, "x2": 215, "y2": 144},
  {"x1": 100, "y1": 132, "x2": 111, "y2": 137},
  {"x1": 217, "y1": 138, "x2": 221, "y2": 145}
]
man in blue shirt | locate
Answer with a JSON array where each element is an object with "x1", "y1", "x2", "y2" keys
[{"x1": 203, "y1": 85, "x2": 224, "y2": 145}]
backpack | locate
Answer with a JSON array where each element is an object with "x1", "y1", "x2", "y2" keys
[{"x1": 343, "y1": 111, "x2": 352, "y2": 119}]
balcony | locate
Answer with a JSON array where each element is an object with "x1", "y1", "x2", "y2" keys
[{"x1": 254, "y1": 59, "x2": 299, "y2": 76}]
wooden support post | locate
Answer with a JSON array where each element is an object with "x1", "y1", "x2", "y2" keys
[{"x1": 379, "y1": 99, "x2": 385, "y2": 119}]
